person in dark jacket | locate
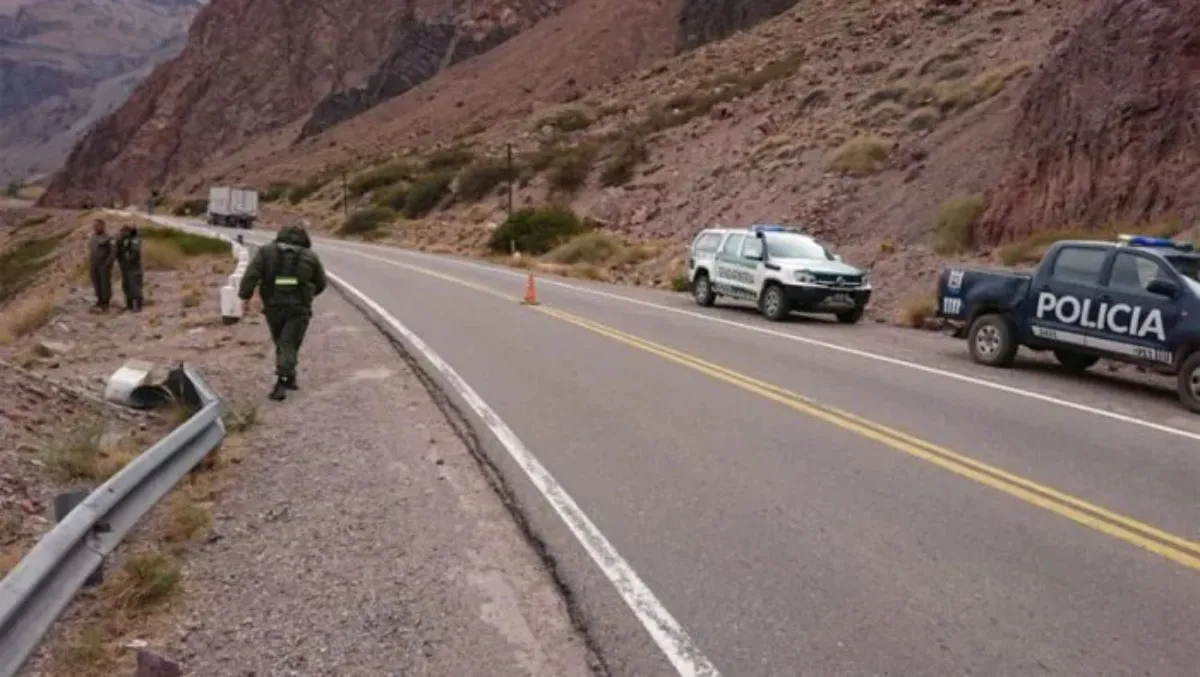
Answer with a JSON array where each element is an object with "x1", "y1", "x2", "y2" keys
[
  {"x1": 87, "y1": 219, "x2": 116, "y2": 311},
  {"x1": 237, "y1": 222, "x2": 327, "y2": 401},
  {"x1": 115, "y1": 225, "x2": 144, "y2": 312}
]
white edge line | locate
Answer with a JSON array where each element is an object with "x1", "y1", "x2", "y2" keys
[
  {"x1": 313, "y1": 237, "x2": 1200, "y2": 444},
  {"x1": 326, "y1": 271, "x2": 719, "y2": 677},
  {"x1": 145, "y1": 216, "x2": 720, "y2": 676}
]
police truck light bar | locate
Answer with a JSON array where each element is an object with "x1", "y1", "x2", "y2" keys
[{"x1": 1116, "y1": 234, "x2": 1196, "y2": 252}]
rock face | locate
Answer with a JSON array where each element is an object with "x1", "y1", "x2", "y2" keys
[
  {"x1": 41, "y1": 0, "x2": 815, "y2": 207},
  {"x1": 300, "y1": 0, "x2": 567, "y2": 139},
  {"x1": 39, "y1": 0, "x2": 427, "y2": 208},
  {"x1": 0, "y1": 0, "x2": 203, "y2": 180},
  {"x1": 676, "y1": 0, "x2": 799, "y2": 53},
  {"x1": 978, "y1": 0, "x2": 1200, "y2": 244},
  {"x1": 39, "y1": 0, "x2": 563, "y2": 207}
]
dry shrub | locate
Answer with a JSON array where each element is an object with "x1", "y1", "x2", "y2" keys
[
  {"x1": 164, "y1": 491, "x2": 212, "y2": 543},
  {"x1": 0, "y1": 292, "x2": 59, "y2": 343},
  {"x1": 104, "y1": 549, "x2": 181, "y2": 611},
  {"x1": 544, "y1": 231, "x2": 625, "y2": 265},
  {"x1": 828, "y1": 136, "x2": 891, "y2": 175},
  {"x1": 899, "y1": 295, "x2": 937, "y2": 328},
  {"x1": 44, "y1": 422, "x2": 140, "y2": 482},
  {"x1": 907, "y1": 107, "x2": 941, "y2": 131},
  {"x1": 934, "y1": 195, "x2": 987, "y2": 254}
]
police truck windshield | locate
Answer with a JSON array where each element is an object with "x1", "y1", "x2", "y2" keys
[
  {"x1": 764, "y1": 233, "x2": 835, "y2": 260},
  {"x1": 1165, "y1": 254, "x2": 1200, "y2": 282}
]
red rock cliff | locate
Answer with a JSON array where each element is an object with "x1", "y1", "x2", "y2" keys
[
  {"x1": 38, "y1": 0, "x2": 424, "y2": 207},
  {"x1": 978, "y1": 0, "x2": 1200, "y2": 244}
]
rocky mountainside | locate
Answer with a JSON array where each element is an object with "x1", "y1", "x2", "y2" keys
[
  {"x1": 41, "y1": 0, "x2": 820, "y2": 208},
  {"x1": 979, "y1": 0, "x2": 1200, "y2": 244},
  {"x1": 0, "y1": 0, "x2": 204, "y2": 181}
]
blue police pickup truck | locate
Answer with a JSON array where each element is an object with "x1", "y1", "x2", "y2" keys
[{"x1": 936, "y1": 234, "x2": 1200, "y2": 413}]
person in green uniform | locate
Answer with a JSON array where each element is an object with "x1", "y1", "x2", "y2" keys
[
  {"x1": 237, "y1": 222, "x2": 327, "y2": 401},
  {"x1": 115, "y1": 225, "x2": 144, "y2": 312},
  {"x1": 87, "y1": 219, "x2": 115, "y2": 311}
]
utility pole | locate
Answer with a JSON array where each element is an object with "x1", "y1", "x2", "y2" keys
[
  {"x1": 341, "y1": 171, "x2": 349, "y2": 219},
  {"x1": 505, "y1": 143, "x2": 514, "y2": 217}
]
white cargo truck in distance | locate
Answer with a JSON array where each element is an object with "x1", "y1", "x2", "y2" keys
[{"x1": 207, "y1": 186, "x2": 258, "y2": 229}]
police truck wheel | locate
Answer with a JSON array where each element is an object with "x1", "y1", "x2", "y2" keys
[
  {"x1": 692, "y1": 273, "x2": 716, "y2": 307},
  {"x1": 835, "y1": 306, "x2": 864, "y2": 324},
  {"x1": 1053, "y1": 349, "x2": 1099, "y2": 373},
  {"x1": 967, "y1": 314, "x2": 1018, "y2": 367},
  {"x1": 1175, "y1": 351, "x2": 1200, "y2": 413},
  {"x1": 759, "y1": 284, "x2": 790, "y2": 322}
]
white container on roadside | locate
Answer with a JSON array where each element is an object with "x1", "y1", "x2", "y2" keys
[
  {"x1": 220, "y1": 284, "x2": 242, "y2": 324},
  {"x1": 104, "y1": 360, "x2": 155, "y2": 406}
]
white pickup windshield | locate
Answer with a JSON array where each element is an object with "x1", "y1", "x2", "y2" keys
[{"x1": 764, "y1": 232, "x2": 835, "y2": 260}]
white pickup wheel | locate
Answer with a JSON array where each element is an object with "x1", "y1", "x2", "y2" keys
[
  {"x1": 759, "y1": 284, "x2": 790, "y2": 322},
  {"x1": 692, "y1": 272, "x2": 716, "y2": 307}
]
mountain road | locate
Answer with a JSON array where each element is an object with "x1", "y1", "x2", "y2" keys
[{"x1": 190, "y1": 221, "x2": 1199, "y2": 677}]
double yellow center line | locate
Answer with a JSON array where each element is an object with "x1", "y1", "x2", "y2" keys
[{"x1": 329, "y1": 246, "x2": 1200, "y2": 572}]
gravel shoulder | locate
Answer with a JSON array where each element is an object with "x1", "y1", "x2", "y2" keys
[{"x1": 169, "y1": 289, "x2": 597, "y2": 676}]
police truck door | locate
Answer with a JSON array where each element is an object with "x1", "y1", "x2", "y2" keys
[
  {"x1": 1097, "y1": 250, "x2": 1181, "y2": 366},
  {"x1": 1030, "y1": 245, "x2": 1110, "y2": 349},
  {"x1": 713, "y1": 233, "x2": 755, "y2": 301}
]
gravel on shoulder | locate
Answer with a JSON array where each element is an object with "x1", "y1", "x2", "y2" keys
[{"x1": 170, "y1": 290, "x2": 598, "y2": 676}]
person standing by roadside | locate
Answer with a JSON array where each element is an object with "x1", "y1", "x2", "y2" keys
[
  {"x1": 115, "y1": 224, "x2": 144, "y2": 312},
  {"x1": 237, "y1": 222, "x2": 327, "y2": 401},
  {"x1": 87, "y1": 219, "x2": 116, "y2": 312}
]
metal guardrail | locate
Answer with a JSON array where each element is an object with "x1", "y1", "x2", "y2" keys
[{"x1": 0, "y1": 364, "x2": 228, "y2": 677}]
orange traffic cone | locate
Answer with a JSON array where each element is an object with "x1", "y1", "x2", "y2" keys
[{"x1": 520, "y1": 273, "x2": 540, "y2": 305}]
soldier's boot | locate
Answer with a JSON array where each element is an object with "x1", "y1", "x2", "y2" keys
[
  {"x1": 269, "y1": 377, "x2": 288, "y2": 401},
  {"x1": 284, "y1": 374, "x2": 298, "y2": 390}
]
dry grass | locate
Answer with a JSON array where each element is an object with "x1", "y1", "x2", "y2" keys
[
  {"x1": 52, "y1": 626, "x2": 119, "y2": 677},
  {"x1": 44, "y1": 422, "x2": 140, "y2": 482},
  {"x1": 828, "y1": 136, "x2": 892, "y2": 175},
  {"x1": 163, "y1": 490, "x2": 212, "y2": 543},
  {"x1": 103, "y1": 548, "x2": 182, "y2": 612},
  {"x1": 0, "y1": 544, "x2": 23, "y2": 578},
  {"x1": 898, "y1": 295, "x2": 937, "y2": 328},
  {"x1": 141, "y1": 239, "x2": 186, "y2": 270},
  {"x1": 543, "y1": 231, "x2": 625, "y2": 265},
  {"x1": 0, "y1": 291, "x2": 60, "y2": 344},
  {"x1": 934, "y1": 194, "x2": 987, "y2": 254}
]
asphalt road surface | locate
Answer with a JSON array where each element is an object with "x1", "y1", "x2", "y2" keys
[{"x1": 199, "y1": 221, "x2": 1199, "y2": 677}]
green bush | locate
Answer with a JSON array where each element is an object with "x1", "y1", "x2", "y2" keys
[
  {"x1": 538, "y1": 108, "x2": 592, "y2": 133},
  {"x1": 349, "y1": 163, "x2": 413, "y2": 197},
  {"x1": 141, "y1": 226, "x2": 231, "y2": 256},
  {"x1": 425, "y1": 147, "x2": 475, "y2": 172},
  {"x1": 403, "y1": 172, "x2": 453, "y2": 218},
  {"x1": 261, "y1": 183, "x2": 291, "y2": 202},
  {"x1": 599, "y1": 136, "x2": 648, "y2": 187},
  {"x1": 170, "y1": 198, "x2": 208, "y2": 216},
  {"x1": 372, "y1": 183, "x2": 410, "y2": 210},
  {"x1": 339, "y1": 207, "x2": 396, "y2": 235},
  {"x1": 4, "y1": 182, "x2": 20, "y2": 198},
  {"x1": 288, "y1": 177, "x2": 325, "y2": 204},
  {"x1": 487, "y1": 207, "x2": 590, "y2": 255},
  {"x1": 457, "y1": 159, "x2": 515, "y2": 201},
  {"x1": 548, "y1": 147, "x2": 595, "y2": 192},
  {"x1": 934, "y1": 195, "x2": 987, "y2": 254}
]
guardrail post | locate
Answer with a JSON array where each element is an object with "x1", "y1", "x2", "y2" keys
[{"x1": 52, "y1": 490, "x2": 104, "y2": 588}]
